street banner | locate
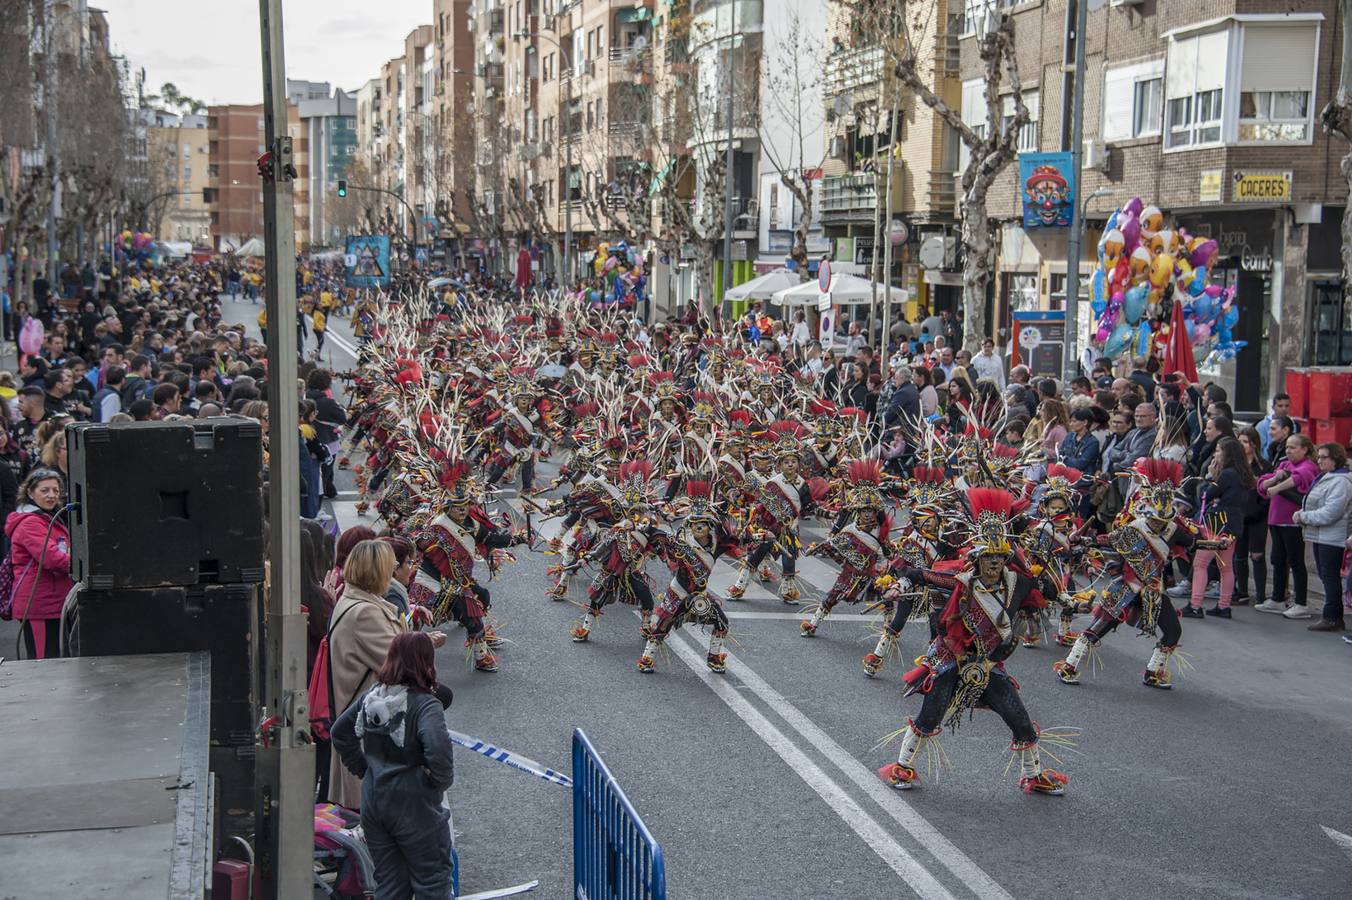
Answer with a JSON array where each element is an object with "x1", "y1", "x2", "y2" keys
[
  {"x1": 1019, "y1": 152, "x2": 1075, "y2": 228},
  {"x1": 344, "y1": 235, "x2": 392, "y2": 288}
]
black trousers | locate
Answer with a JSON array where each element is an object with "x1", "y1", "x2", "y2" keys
[
  {"x1": 22, "y1": 618, "x2": 62, "y2": 660},
  {"x1": 1086, "y1": 593, "x2": 1182, "y2": 647},
  {"x1": 591, "y1": 577, "x2": 654, "y2": 613},
  {"x1": 1269, "y1": 525, "x2": 1307, "y2": 606},
  {"x1": 451, "y1": 584, "x2": 491, "y2": 640},
  {"x1": 913, "y1": 666, "x2": 1036, "y2": 743},
  {"x1": 1313, "y1": 543, "x2": 1346, "y2": 623},
  {"x1": 748, "y1": 537, "x2": 797, "y2": 576},
  {"x1": 486, "y1": 457, "x2": 534, "y2": 492}
]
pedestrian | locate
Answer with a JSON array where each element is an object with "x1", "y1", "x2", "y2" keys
[
  {"x1": 7, "y1": 468, "x2": 74, "y2": 659},
  {"x1": 1292, "y1": 442, "x2": 1352, "y2": 632},
  {"x1": 313, "y1": 305, "x2": 327, "y2": 353},
  {"x1": 1181, "y1": 437, "x2": 1251, "y2": 619},
  {"x1": 1233, "y1": 426, "x2": 1270, "y2": 606},
  {"x1": 1255, "y1": 434, "x2": 1319, "y2": 618},
  {"x1": 331, "y1": 632, "x2": 456, "y2": 900},
  {"x1": 1037, "y1": 399, "x2": 1070, "y2": 462},
  {"x1": 1256, "y1": 393, "x2": 1299, "y2": 456},
  {"x1": 913, "y1": 365, "x2": 938, "y2": 417},
  {"x1": 326, "y1": 524, "x2": 377, "y2": 598},
  {"x1": 300, "y1": 518, "x2": 337, "y2": 798}
]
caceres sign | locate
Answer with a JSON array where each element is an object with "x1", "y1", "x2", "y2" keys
[{"x1": 1231, "y1": 171, "x2": 1292, "y2": 202}]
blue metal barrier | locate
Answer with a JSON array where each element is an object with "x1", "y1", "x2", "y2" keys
[{"x1": 572, "y1": 728, "x2": 666, "y2": 900}]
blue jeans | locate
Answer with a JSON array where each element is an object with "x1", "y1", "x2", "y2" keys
[{"x1": 1313, "y1": 542, "x2": 1346, "y2": 623}]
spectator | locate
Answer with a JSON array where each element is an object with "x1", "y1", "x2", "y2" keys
[
  {"x1": 1188, "y1": 414, "x2": 1233, "y2": 478},
  {"x1": 944, "y1": 378, "x2": 973, "y2": 434},
  {"x1": 7, "y1": 468, "x2": 74, "y2": 659},
  {"x1": 1153, "y1": 411, "x2": 1191, "y2": 465},
  {"x1": 1266, "y1": 415, "x2": 1294, "y2": 469},
  {"x1": 1255, "y1": 435, "x2": 1319, "y2": 618},
  {"x1": 1181, "y1": 437, "x2": 1252, "y2": 620},
  {"x1": 840, "y1": 362, "x2": 870, "y2": 410},
  {"x1": 1059, "y1": 407, "x2": 1101, "y2": 472},
  {"x1": 1069, "y1": 376, "x2": 1093, "y2": 398},
  {"x1": 1104, "y1": 402, "x2": 1158, "y2": 496},
  {"x1": 1127, "y1": 355, "x2": 1156, "y2": 396},
  {"x1": 913, "y1": 366, "x2": 938, "y2": 418},
  {"x1": 326, "y1": 524, "x2": 378, "y2": 598},
  {"x1": 326, "y1": 540, "x2": 413, "y2": 808},
  {"x1": 790, "y1": 310, "x2": 810, "y2": 353},
  {"x1": 935, "y1": 347, "x2": 956, "y2": 381},
  {"x1": 844, "y1": 321, "x2": 866, "y2": 359},
  {"x1": 1293, "y1": 443, "x2": 1352, "y2": 632},
  {"x1": 1256, "y1": 393, "x2": 1299, "y2": 456},
  {"x1": 41, "y1": 369, "x2": 70, "y2": 420},
  {"x1": 1037, "y1": 399, "x2": 1070, "y2": 461},
  {"x1": 152, "y1": 382, "x2": 181, "y2": 419},
  {"x1": 39, "y1": 432, "x2": 67, "y2": 484},
  {"x1": 92, "y1": 366, "x2": 124, "y2": 422},
  {"x1": 1234, "y1": 426, "x2": 1271, "y2": 607},
  {"x1": 0, "y1": 431, "x2": 18, "y2": 554},
  {"x1": 331, "y1": 632, "x2": 456, "y2": 899},
  {"x1": 13, "y1": 385, "x2": 49, "y2": 461},
  {"x1": 882, "y1": 364, "x2": 919, "y2": 438}
]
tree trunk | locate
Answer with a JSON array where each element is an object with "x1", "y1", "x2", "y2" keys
[
  {"x1": 961, "y1": 192, "x2": 993, "y2": 350},
  {"x1": 695, "y1": 240, "x2": 718, "y2": 324}
]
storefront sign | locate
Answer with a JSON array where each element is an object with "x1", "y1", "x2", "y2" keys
[
  {"x1": 1199, "y1": 169, "x2": 1222, "y2": 203},
  {"x1": 1241, "y1": 246, "x2": 1273, "y2": 273},
  {"x1": 1019, "y1": 152, "x2": 1075, "y2": 228},
  {"x1": 1232, "y1": 171, "x2": 1292, "y2": 202}
]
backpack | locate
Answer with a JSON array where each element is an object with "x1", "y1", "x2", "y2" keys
[{"x1": 307, "y1": 602, "x2": 370, "y2": 741}]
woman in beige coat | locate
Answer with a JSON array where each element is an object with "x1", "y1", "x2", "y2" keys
[{"x1": 326, "y1": 540, "x2": 447, "y2": 809}]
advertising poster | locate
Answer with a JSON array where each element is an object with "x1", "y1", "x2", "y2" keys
[
  {"x1": 345, "y1": 234, "x2": 392, "y2": 288},
  {"x1": 1019, "y1": 152, "x2": 1075, "y2": 228}
]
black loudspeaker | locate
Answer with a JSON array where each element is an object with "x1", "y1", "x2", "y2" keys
[
  {"x1": 67, "y1": 418, "x2": 265, "y2": 590},
  {"x1": 71, "y1": 582, "x2": 259, "y2": 748}
]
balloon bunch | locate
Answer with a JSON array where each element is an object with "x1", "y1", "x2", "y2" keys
[
  {"x1": 1089, "y1": 197, "x2": 1246, "y2": 365},
  {"x1": 587, "y1": 240, "x2": 647, "y2": 309},
  {"x1": 117, "y1": 229, "x2": 159, "y2": 266}
]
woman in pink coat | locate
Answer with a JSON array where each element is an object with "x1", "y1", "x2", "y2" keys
[
  {"x1": 1255, "y1": 434, "x2": 1320, "y2": 618},
  {"x1": 6, "y1": 468, "x2": 74, "y2": 659}
]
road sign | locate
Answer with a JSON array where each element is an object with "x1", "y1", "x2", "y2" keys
[
  {"x1": 817, "y1": 292, "x2": 831, "y2": 312},
  {"x1": 818, "y1": 258, "x2": 831, "y2": 293},
  {"x1": 819, "y1": 309, "x2": 834, "y2": 348}
]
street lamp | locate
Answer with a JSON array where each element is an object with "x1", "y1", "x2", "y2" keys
[{"x1": 517, "y1": 29, "x2": 572, "y2": 289}]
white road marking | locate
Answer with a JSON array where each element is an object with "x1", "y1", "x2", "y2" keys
[
  {"x1": 1322, "y1": 825, "x2": 1352, "y2": 862},
  {"x1": 326, "y1": 329, "x2": 360, "y2": 359},
  {"x1": 665, "y1": 631, "x2": 958, "y2": 900},
  {"x1": 723, "y1": 611, "x2": 873, "y2": 621},
  {"x1": 724, "y1": 653, "x2": 1016, "y2": 900}
]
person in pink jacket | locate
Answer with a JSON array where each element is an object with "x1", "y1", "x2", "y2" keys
[
  {"x1": 6, "y1": 468, "x2": 74, "y2": 659},
  {"x1": 1255, "y1": 434, "x2": 1320, "y2": 618}
]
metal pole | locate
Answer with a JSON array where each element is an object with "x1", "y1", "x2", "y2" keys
[
  {"x1": 564, "y1": 64, "x2": 573, "y2": 289},
  {"x1": 1062, "y1": 0, "x2": 1089, "y2": 386},
  {"x1": 721, "y1": 0, "x2": 736, "y2": 299},
  {"x1": 45, "y1": 4, "x2": 59, "y2": 286},
  {"x1": 880, "y1": 53, "x2": 901, "y2": 376},
  {"x1": 255, "y1": 0, "x2": 312, "y2": 896}
]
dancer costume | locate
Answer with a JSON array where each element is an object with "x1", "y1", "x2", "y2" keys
[
  {"x1": 879, "y1": 488, "x2": 1069, "y2": 795},
  {"x1": 801, "y1": 461, "x2": 891, "y2": 637},
  {"x1": 1053, "y1": 459, "x2": 1226, "y2": 690},
  {"x1": 1017, "y1": 464, "x2": 1087, "y2": 649},
  {"x1": 571, "y1": 460, "x2": 663, "y2": 643}
]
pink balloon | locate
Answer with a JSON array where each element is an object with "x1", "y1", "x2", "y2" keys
[
  {"x1": 1193, "y1": 323, "x2": 1211, "y2": 343},
  {"x1": 1096, "y1": 324, "x2": 1112, "y2": 343},
  {"x1": 1122, "y1": 197, "x2": 1144, "y2": 218},
  {"x1": 1204, "y1": 284, "x2": 1222, "y2": 298},
  {"x1": 18, "y1": 319, "x2": 43, "y2": 355}
]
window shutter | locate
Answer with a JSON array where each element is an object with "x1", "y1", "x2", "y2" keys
[
  {"x1": 1165, "y1": 35, "x2": 1197, "y2": 99},
  {"x1": 1241, "y1": 25, "x2": 1318, "y2": 92},
  {"x1": 1102, "y1": 65, "x2": 1137, "y2": 141},
  {"x1": 1193, "y1": 29, "x2": 1230, "y2": 92}
]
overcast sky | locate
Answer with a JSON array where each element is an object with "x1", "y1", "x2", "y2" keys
[{"x1": 97, "y1": 0, "x2": 428, "y2": 104}]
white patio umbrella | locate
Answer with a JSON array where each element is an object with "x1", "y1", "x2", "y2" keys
[
  {"x1": 723, "y1": 269, "x2": 803, "y2": 303},
  {"x1": 771, "y1": 273, "x2": 909, "y2": 306}
]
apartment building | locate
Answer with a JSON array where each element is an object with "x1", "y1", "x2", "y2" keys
[
  {"x1": 296, "y1": 88, "x2": 357, "y2": 249},
  {"x1": 434, "y1": 0, "x2": 477, "y2": 242},
  {"x1": 147, "y1": 113, "x2": 211, "y2": 245},
  {"x1": 207, "y1": 105, "x2": 266, "y2": 251},
  {"x1": 819, "y1": 0, "x2": 963, "y2": 314},
  {"x1": 956, "y1": 0, "x2": 1348, "y2": 412}
]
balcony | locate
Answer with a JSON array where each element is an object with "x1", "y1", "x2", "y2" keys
[
  {"x1": 820, "y1": 168, "x2": 903, "y2": 222},
  {"x1": 825, "y1": 46, "x2": 883, "y2": 98},
  {"x1": 927, "y1": 170, "x2": 957, "y2": 217}
]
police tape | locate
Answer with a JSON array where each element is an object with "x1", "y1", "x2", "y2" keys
[{"x1": 447, "y1": 728, "x2": 574, "y2": 789}]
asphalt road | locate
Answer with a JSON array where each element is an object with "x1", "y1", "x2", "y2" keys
[{"x1": 7, "y1": 293, "x2": 1351, "y2": 899}]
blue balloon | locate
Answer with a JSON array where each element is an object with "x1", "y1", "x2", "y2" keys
[
  {"x1": 1223, "y1": 307, "x2": 1238, "y2": 329},
  {"x1": 1104, "y1": 322, "x2": 1134, "y2": 357},
  {"x1": 1123, "y1": 285, "x2": 1148, "y2": 326},
  {"x1": 1090, "y1": 269, "x2": 1107, "y2": 315},
  {"x1": 1193, "y1": 295, "x2": 1212, "y2": 322},
  {"x1": 1136, "y1": 321, "x2": 1152, "y2": 356}
]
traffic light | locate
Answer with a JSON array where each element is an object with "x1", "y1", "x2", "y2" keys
[{"x1": 337, "y1": 179, "x2": 347, "y2": 197}]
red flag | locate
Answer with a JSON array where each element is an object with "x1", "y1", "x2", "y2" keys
[
  {"x1": 1009, "y1": 319, "x2": 1022, "y2": 369},
  {"x1": 1163, "y1": 300, "x2": 1198, "y2": 384}
]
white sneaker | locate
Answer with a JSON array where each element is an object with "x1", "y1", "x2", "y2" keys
[
  {"x1": 1254, "y1": 600, "x2": 1288, "y2": 614},
  {"x1": 1204, "y1": 583, "x2": 1220, "y2": 599},
  {"x1": 1166, "y1": 581, "x2": 1192, "y2": 598},
  {"x1": 1281, "y1": 604, "x2": 1312, "y2": 620}
]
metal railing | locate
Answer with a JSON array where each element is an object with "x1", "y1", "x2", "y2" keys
[{"x1": 573, "y1": 728, "x2": 665, "y2": 900}]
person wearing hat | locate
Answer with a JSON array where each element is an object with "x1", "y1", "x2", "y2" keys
[
  {"x1": 1017, "y1": 464, "x2": 1091, "y2": 649},
  {"x1": 862, "y1": 466, "x2": 963, "y2": 677},
  {"x1": 484, "y1": 373, "x2": 543, "y2": 494},
  {"x1": 800, "y1": 460, "x2": 891, "y2": 638},
  {"x1": 1053, "y1": 459, "x2": 1230, "y2": 691},
  {"x1": 880, "y1": 487, "x2": 1070, "y2": 796},
  {"x1": 415, "y1": 460, "x2": 526, "y2": 673},
  {"x1": 636, "y1": 481, "x2": 742, "y2": 674}
]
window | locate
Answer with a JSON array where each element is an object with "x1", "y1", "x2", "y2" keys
[
  {"x1": 1238, "y1": 24, "x2": 1318, "y2": 143},
  {"x1": 1164, "y1": 28, "x2": 1229, "y2": 149},
  {"x1": 957, "y1": 78, "x2": 985, "y2": 172},
  {"x1": 183, "y1": 146, "x2": 191, "y2": 159},
  {"x1": 1132, "y1": 78, "x2": 1162, "y2": 137},
  {"x1": 1002, "y1": 91, "x2": 1039, "y2": 152},
  {"x1": 184, "y1": 165, "x2": 192, "y2": 180}
]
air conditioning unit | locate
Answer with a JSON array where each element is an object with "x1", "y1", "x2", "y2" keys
[{"x1": 1083, "y1": 138, "x2": 1108, "y2": 171}]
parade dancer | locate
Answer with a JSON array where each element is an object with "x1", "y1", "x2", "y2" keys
[
  {"x1": 800, "y1": 461, "x2": 890, "y2": 637},
  {"x1": 571, "y1": 460, "x2": 663, "y2": 643},
  {"x1": 1052, "y1": 459, "x2": 1228, "y2": 690},
  {"x1": 637, "y1": 481, "x2": 742, "y2": 674},
  {"x1": 727, "y1": 422, "x2": 826, "y2": 604},
  {"x1": 484, "y1": 374, "x2": 543, "y2": 494},
  {"x1": 862, "y1": 466, "x2": 962, "y2": 676},
  {"x1": 879, "y1": 488, "x2": 1069, "y2": 795},
  {"x1": 544, "y1": 435, "x2": 623, "y2": 601},
  {"x1": 415, "y1": 462, "x2": 526, "y2": 673},
  {"x1": 1018, "y1": 464, "x2": 1088, "y2": 648}
]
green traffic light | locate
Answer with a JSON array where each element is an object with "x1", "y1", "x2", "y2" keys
[{"x1": 337, "y1": 180, "x2": 347, "y2": 197}]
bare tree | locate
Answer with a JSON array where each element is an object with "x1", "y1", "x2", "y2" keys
[
  {"x1": 759, "y1": 12, "x2": 829, "y2": 277},
  {"x1": 850, "y1": 0, "x2": 1028, "y2": 348}
]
